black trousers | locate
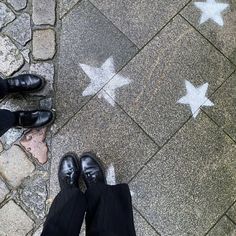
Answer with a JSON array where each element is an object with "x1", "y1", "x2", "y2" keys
[
  {"x1": 41, "y1": 183, "x2": 137, "y2": 236},
  {"x1": 0, "y1": 109, "x2": 16, "y2": 137},
  {"x1": 0, "y1": 78, "x2": 15, "y2": 136},
  {"x1": 0, "y1": 77, "x2": 8, "y2": 99}
]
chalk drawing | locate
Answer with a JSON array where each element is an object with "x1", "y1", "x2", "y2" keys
[
  {"x1": 80, "y1": 57, "x2": 131, "y2": 106},
  {"x1": 177, "y1": 80, "x2": 214, "y2": 118},
  {"x1": 106, "y1": 164, "x2": 116, "y2": 185},
  {"x1": 130, "y1": 191, "x2": 135, "y2": 197},
  {"x1": 194, "y1": 0, "x2": 229, "y2": 26}
]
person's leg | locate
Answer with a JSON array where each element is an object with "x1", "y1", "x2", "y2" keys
[
  {"x1": 0, "y1": 109, "x2": 16, "y2": 136},
  {"x1": 0, "y1": 78, "x2": 9, "y2": 99},
  {"x1": 86, "y1": 183, "x2": 136, "y2": 236},
  {"x1": 41, "y1": 153, "x2": 86, "y2": 236},
  {"x1": 41, "y1": 188, "x2": 86, "y2": 236},
  {"x1": 80, "y1": 153, "x2": 136, "y2": 236}
]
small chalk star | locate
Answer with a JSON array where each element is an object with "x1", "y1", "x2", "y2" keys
[
  {"x1": 80, "y1": 57, "x2": 131, "y2": 106},
  {"x1": 177, "y1": 80, "x2": 214, "y2": 118},
  {"x1": 194, "y1": 0, "x2": 229, "y2": 26}
]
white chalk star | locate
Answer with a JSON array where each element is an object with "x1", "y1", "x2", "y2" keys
[
  {"x1": 106, "y1": 164, "x2": 116, "y2": 185},
  {"x1": 80, "y1": 57, "x2": 131, "y2": 106},
  {"x1": 177, "y1": 80, "x2": 214, "y2": 118},
  {"x1": 194, "y1": 0, "x2": 229, "y2": 26}
]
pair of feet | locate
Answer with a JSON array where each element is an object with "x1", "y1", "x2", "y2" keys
[
  {"x1": 2, "y1": 74, "x2": 54, "y2": 129},
  {"x1": 58, "y1": 152, "x2": 106, "y2": 190}
]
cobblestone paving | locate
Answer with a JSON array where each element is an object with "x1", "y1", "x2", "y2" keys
[{"x1": 0, "y1": 0, "x2": 236, "y2": 235}]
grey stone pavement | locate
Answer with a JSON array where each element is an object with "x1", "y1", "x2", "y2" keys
[{"x1": 0, "y1": 0, "x2": 236, "y2": 235}]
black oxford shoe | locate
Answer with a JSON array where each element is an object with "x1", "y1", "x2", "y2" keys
[
  {"x1": 58, "y1": 153, "x2": 80, "y2": 190},
  {"x1": 14, "y1": 110, "x2": 54, "y2": 128},
  {"x1": 80, "y1": 152, "x2": 106, "y2": 188},
  {"x1": 7, "y1": 74, "x2": 45, "y2": 94}
]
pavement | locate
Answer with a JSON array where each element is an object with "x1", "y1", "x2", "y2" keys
[{"x1": 0, "y1": 0, "x2": 236, "y2": 235}]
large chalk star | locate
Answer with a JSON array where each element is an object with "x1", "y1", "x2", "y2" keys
[
  {"x1": 177, "y1": 80, "x2": 214, "y2": 118},
  {"x1": 80, "y1": 57, "x2": 131, "y2": 106},
  {"x1": 194, "y1": 0, "x2": 229, "y2": 26}
]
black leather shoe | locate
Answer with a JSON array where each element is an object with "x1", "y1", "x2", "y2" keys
[
  {"x1": 58, "y1": 153, "x2": 80, "y2": 189},
  {"x1": 6, "y1": 74, "x2": 45, "y2": 93},
  {"x1": 14, "y1": 110, "x2": 54, "y2": 128},
  {"x1": 80, "y1": 152, "x2": 106, "y2": 188}
]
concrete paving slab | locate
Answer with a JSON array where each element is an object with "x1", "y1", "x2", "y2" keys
[
  {"x1": 90, "y1": 0, "x2": 190, "y2": 48},
  {"x1": 59, "y1": 0, "x2": 80, "y2": 18},
  {"x1": 181, "y1": 0, "x2": 236, "y2": 64},
  {"x1": 104, "y1": 16, "x2": 234, "y2": 146},
  {"x1": 130, "y1": 113, "x2": 236, "y2": 235},
  {"x1": 134, "y1": 209, "x2": 159, "y2": 236},
  {"x1": 204, "y1": 72, "x2": 236, "y2": 142},
  {"x1": 50, "y1": 96, "x2": 158, "y2": 198},
  {"x1": 54, "y1": 0, "x2": 138, "y2": 132},
  {"x1": 227, "y1": 202, "x2": 236, "y2": 223},
  {"x1": 207, "y1": 216, "x2": 236, "y2": 236}
]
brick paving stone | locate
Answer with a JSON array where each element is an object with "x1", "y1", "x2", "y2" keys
[
  {"x1": 21, "y1": 48, "x2": 30, "y2": 63},
  {"x1": 20, "y1": 172, "x2": 48, "y2": 219},
  {"x1": 30, "y1": 62, "x2": 55, "y2": 96},
  {"x1": 0, "y1": 97, "x2": 34, "y2": 148},
  {"x1": 0, "y1": 2, "x2": 15, "y2": 29},
  {"x1": 90, "y1": 0, "x2": 189, "y2": 48},
  {"x1": 33, "y1": 225, "x2": 43, "y2": 236},
  {"x1": 3, "y1": 13, "x2": 32, "y2": 46},
  {"x1": 181, "y1": 0, "x2": 236, "y2": 64},
  {"x1": 130, "y1": 113, "x2": 236, "y2": 235},
  {"x1": 204, "y1": 73, "x2": 236, "y2": 142},
  {"x1": 32, "y1": 0, "x2": 56, "y2": 26},
  {"x1": 104, "y1": 16, "x2": 234, "y2": 146},
  {"x1": 0, "y1": 200, "x2": 34, "y2": 236},
  {"x1": 134, "y1": 209, "x2": 159, "y2": 236},
  {"x1": 7, "y1": 0, "x2": 27, "y2": 11},
  {"x1": 50, "y1": 96, "x2": 158, "y2": 198},
  {"x1": 0, "y1": 142, "x2": 3, "y2": 153},
  {"x1": 0, "y1": 178, "x2": 9, "y2": 203},
  {"x1": 32, "y1": 29, "x2": 56, "y2": 60},
  {"x1": 0, "y1": 128, "x2": 24, "y2": 149},
  {"x1": 207, "y1": 216, "x2": 236, "y2": 236},
  {"x1": 55, "y1": 0, "x2": 138, "y2": 132},
  {"x1": 227, "y1": 202, "x2": 236, "y2": 223},
  {"x1": 0, "y1": 145, "x2": 35, "y2": 187},
  {"x1": 40, "y1": 98, "x2": 53, "y2": 110},
  {"x1": 0, "y1": 34, "x2": 24, "y2": 76}
]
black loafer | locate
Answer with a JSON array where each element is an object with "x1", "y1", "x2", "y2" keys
[
  {"x1": 80, "y1": 152, "x2": 106, "y2": 188},
  {"x1": 6, "y1": 74, "x2": 45, "y2": 93},
  {"x1": 58, "y1": 153, "x2": 80, "y2": 190},
  {"x1": 14, "y1": 110, "x2": 54, "y2": 128}
]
